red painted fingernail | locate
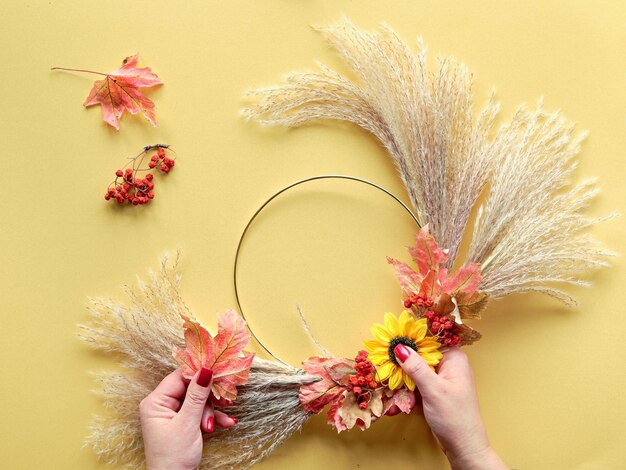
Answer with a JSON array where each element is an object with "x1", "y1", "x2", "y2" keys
[
  {"x1": 197, "y1": 367, "x2": 213, "y2": 387},
  {"x1": 206, "y1": 416, "x2": 214, "y2": 432},
  {"x1": 394, "y1": 344, "x2": 411, "y2": 363}
]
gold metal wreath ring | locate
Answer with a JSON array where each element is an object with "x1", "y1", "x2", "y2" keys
[{"x1": 233, "y1": 174, "x2": 421, "y2": 366}]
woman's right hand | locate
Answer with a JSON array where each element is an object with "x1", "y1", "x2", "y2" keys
[{"x1": 394, "y1": 345, "x2": 508, "y2": 470}]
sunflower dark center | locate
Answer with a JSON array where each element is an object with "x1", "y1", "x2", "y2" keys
[{"x1": 388, "y1": 336, "x2": 417, "y2": 365}]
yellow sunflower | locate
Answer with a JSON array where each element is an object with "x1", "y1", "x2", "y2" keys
[{"x1": 365, "y1": 310, "x2": 443, "y2": 391}]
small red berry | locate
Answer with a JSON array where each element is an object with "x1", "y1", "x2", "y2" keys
[
  {"x1": 145, "y1": 173, "x2": 154, "y2": 181},
  {"x1": 158, "y1": 148, "x2": 165, "y2": 157},
  {"x1": 115, "y1": 169, "x2": 123, "y2": 177},
  {"x1": 149, "y1": 161, "x2": 156, "y2": 169},
  {"x1": 403, "y1": 299, "x2": 413, "y2": 308}
]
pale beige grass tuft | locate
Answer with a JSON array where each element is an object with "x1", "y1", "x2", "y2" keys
[
  {"x1": 80, "y1": 252, "x2": 317, "y2": 469},
  {"x1": 244, "y1": 17, "x2": 614, "y2": 304}
]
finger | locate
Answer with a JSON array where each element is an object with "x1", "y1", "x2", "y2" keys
[
  {"x1": 413, "y1": 391, "x2": 424, "y2": 416},
  {"x1": 140, "y1": 369, "x2": 186, "y2": 414},
  {"x1": 151, "y1": 369, "x2": 187, "y2": 400},
  {"x1": 214, "y1": 410, "x2": 238, "y2": 429},
  {"x1": 210, "y1": 392, "x2": 234, "y2": 408},
  {"x1": 437, "y1": 347, "x2": 472, "y2": 380},
  {"x1": 177, "y1": 368, "x2": 213, "y2": 426},
  {"x1": 394, "y1": 344, "x2": 441, "y2": 397},
  {"x1": 200, "y1": 401, "x2": 216, "y2": 433}
]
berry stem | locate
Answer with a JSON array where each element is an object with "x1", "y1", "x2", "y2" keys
[{"x1": 50, "y1": 67, "x2": 109, "y2": 76}]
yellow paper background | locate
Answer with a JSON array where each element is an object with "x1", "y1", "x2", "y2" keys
[{"x1": 1, "y1": 1, "x2": 625, "y2": 468}]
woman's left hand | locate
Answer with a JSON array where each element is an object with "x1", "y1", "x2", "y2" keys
[{"x1": 140, "y1": 368, "x2": 238, "y2": 470}]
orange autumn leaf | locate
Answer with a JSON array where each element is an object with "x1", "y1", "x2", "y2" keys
[
  {"x1": 53, "y1": 54, "x2": 162, "y2": 130},
  {"x1": 382, "y1": 388, "x2": 415, "y2": 415},
  {"x1": 84, "y1": 54, "x2": 162, "y2": 130},
  {"x1": 408, "y1": 225, "x2": 449, "y2": 276},
  {"x1": 299, "y1": 357, "x2": 351, "y2": 413},
  {"x1": 173, "y1": 311, "x2": 255, "y2": 401},
  {"x1": 386, "y1": 256, "x2": 423, "y2": 294},
  {"x1": 454, "y1": 290, "x2": 489, "y2": 319},
  {"x1": 438, "y1": 263, "x2": 483, "y2": 294}
]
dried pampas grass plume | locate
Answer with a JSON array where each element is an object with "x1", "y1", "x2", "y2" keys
[
  {"x1": 467, "y1": 103, "x2": 614, "y2": 304},
  {"x1": 244, "y1": 17, "x2": 614, "y2": 306},
  {"x1": 80, "y1": 252, "x2": 317, "y2": 469},
  {"x1": 244, "y1": 17, "x2": 499, "y2": 269}
]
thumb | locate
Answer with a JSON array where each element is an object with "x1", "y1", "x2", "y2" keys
[
  {"x1": 394, "y1": 344, "x2": 440, "y2": 397},
  {"x1": 178, "y1": 367, "x2": 213, "y2": 425}
]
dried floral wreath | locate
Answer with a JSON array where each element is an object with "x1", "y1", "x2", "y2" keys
[{"x1": 81, "y1": 19, "x2": 614, "y2": 470}]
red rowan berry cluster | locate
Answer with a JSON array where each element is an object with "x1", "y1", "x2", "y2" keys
[
  {"x1": 347, "y1": 350, "x2": 380, "y2": 410},
  {"x1": 425, "y1": 310, "x2": 461, "y2": 347},
  {"x1": 148, "y1": 147, "x2": 175, "y2": 173},
  {"x1": 104, "y1": 145, "x2": 175, "y2": 206},
  {"x1": 403, "y1": 293, "x2": 434, "y2": 309}
]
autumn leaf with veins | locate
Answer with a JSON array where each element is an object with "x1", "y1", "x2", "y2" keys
[
  {"x1": 173, "y1": 311, "x2": 255, "y2": 401},
  {"x1": 52, "y1": 54, "x2": 162, "y2": 130}
]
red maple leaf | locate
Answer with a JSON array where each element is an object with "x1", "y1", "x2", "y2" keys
[
  {"x1": 299, "y1": 357, "x2": 353, "y2": 413},
  {"x1": 386, "y1": 256, "x2": 423, "y2": 294},
  {"x1": 407, "y1": 225, "x2": 449, "y2": 276},
  {"x1": 173, "y1": 311, "x2": 255, "y2": 401},
  {"x1": 439, "y1": 264, "x2": 483, "y2": 294},
  {"x1": 387, "y1": 225, "x2": 489, "y2": 336},
  {"x1": 53, "y1": 54, "x2": 162, "y2": 130}
]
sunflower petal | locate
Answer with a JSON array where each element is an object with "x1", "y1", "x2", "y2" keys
[
  {"x1": 417, "y1": 343, "x2": 440, "y2": 353},
  {"x1": 364, "y1": 339, "x2": 386, "y2": 352},
  {"x1": 398, "y1": 310, "x2": 412, "y2": 335},
  {"x1": 376, "y1": 361, "x2": 396, "y2": 382},
  {"x1": 417, "y1": 337, "x2": 441, "y2": 352},
  {"x1": 384, "y1": 312, "x2": 400, "y2": 336},
  {"x1": 388, "y1": 368, "x2": 404, "y2": 390},
  {"x1": 410, "y1": 318, "x2": 428, "y2": 340},
  {"x1": 371, "y1": 323, "x2": 392, "y2": 343},
  {"x1": 403, "y1": 371, "x2": 416, "y2": 391},
  {"x1": 421, "y1": 351, "x2": 443, "y2": 366},
  {"x1": 368, "y1": 351, "x2": 390, "y2": 364}
]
